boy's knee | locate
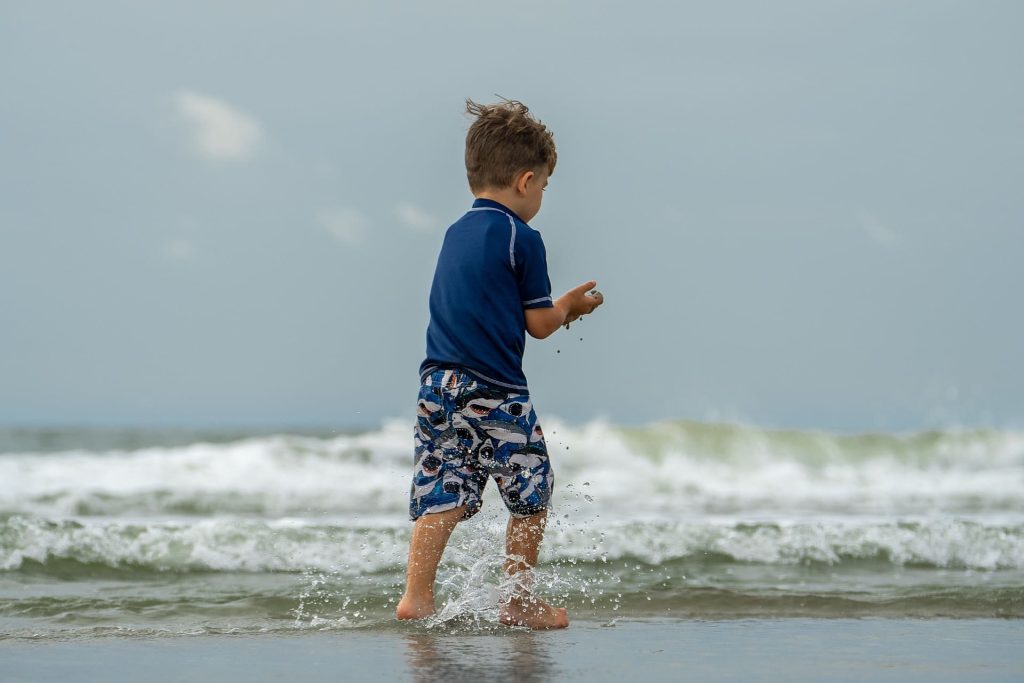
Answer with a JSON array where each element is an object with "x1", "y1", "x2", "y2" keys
[
  {"x1": 509, "y1": 504, "x2": 549, "y2": 521},
  {"x1": 508, "y1": 508, "x2": 549, "y2": 536},
  {"x1": 414, "y1": 504, "x2": 469, "y2": 527}
]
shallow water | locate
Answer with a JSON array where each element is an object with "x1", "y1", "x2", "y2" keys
[{"x1": 1, "y1": 421, "x2": 1022, "y2": 640}]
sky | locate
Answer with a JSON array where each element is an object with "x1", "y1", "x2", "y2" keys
[{"x1": 1, "y1": 1, "x2": 1021, "y2": 433}]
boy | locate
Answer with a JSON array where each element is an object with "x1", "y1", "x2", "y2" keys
[{"x1": 396, "y1": 98, "x2": 603, "y2": 630}]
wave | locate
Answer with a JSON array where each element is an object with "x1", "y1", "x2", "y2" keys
[
  {"x1": 3, "y1": 516, "x2": 1023, "y2": 575},
  {"x1": 3, "y1": 584, "x2": 1022, "y2": 638},
  {"x1": 1, "y1": 420, "x2": 1022, "y2": 518}
]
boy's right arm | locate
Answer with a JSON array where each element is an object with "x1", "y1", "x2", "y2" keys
[{"x1": 525, "y1": 280, "x2": 604, "y2": 339}]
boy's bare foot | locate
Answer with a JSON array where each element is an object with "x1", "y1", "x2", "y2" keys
[
  {"x1": 499, "y1": 596, "x2": 569, "y2": 630},
  {"x1": 396, "y1": 594, "x2": 436, "y2": 621}
]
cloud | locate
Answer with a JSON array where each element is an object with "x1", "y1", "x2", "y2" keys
[
  {"x1": 318, "y1": 208, "x2": 369, "y2": 246},
  {"x1": 395, "y1": 202, "x2": 439, "y2": 233},
  {"x1": 174, "y1": 90, "x2": 263, "y2": 161},
  {"x1": 861, "y1": 212, "x2": 901, "y2": 248},
  {"x1": 163, "y1": 238, "x2": 197, "y2": 262}
]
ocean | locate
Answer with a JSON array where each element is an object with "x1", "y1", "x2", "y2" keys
[{"x1": 1, "y1": 420, "x2": 1022, "y2": 680}]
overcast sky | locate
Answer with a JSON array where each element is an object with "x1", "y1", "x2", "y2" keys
[{"x1": 1, "y1": 1, "x2": 1021, "y2": 433}]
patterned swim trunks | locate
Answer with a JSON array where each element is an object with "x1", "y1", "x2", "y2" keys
[{"x1": 409, "y1": 367, "x2": 553, "y2": 521}]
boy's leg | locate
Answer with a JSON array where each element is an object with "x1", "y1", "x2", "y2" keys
[
  {"x1": 504, "y1": 509, "x2": 547, "y2": 574},
  {"x1": 499, "y1": 510, "x2": 569, "y2": 629},
  {"x1": 396, "y1": 505, "x2": 465, "y2": 620},
  {"x1": 401, "y1": 368, "x2": 487, "y2": 621}
]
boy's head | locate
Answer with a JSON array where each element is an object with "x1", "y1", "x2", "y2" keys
[{"x1": 465, "y1": 98, "x2": 556, "y2": 222}]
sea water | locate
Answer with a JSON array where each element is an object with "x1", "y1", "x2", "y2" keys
[{"x1": 1, "y1": 420, "x2": 1022, "y2": 640}]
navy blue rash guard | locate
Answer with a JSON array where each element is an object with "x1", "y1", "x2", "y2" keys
[{"x1": 419, "y1": 198, "x2": 554, "y2": 392}]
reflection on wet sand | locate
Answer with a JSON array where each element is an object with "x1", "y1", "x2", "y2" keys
[{"x1": 403, "y1": 628, "x2": 556, "y2": 683}]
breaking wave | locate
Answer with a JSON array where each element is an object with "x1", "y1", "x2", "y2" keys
[
  {"x1": 1, "y1": 419, "x2": 1021, "y2": 518},
  {"x1": 3, "y1": 516, "x2": 1022, "y2": 575}
]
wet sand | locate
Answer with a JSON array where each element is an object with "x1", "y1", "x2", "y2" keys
[{"x1": 2, "y1": 618, "x2": 1022, "y2": 683}]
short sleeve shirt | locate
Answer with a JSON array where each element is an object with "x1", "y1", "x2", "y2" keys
[{"x1": 419, "y1": 198, "x2": 554, "y2": 392}]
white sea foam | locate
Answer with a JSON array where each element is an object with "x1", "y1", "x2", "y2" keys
[
  {"x1": 1, "y1": 419, "x2": 1021, "y2": 518},
  {"x1": 547, "y1": 517, "x2": 1024, "y2": 570},
  {"x1": 0, "y1": 423, "x2": 413, "y2": 517},
  {"x1": 2, "y1": 515, "x2": 1022, "y2": 573},
  {"x1": 0, "y1": 516, "x2": 406, "y2": 574}
]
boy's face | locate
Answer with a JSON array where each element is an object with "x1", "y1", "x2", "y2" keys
[{"x1": 517, "y1": 167, "x2": 549, "y2": 223}]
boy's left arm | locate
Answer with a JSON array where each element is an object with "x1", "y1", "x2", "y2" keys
[
  {"x1": 517, "y1": 229, "x2": 604, "y2": 339},
  {"x1": 525, "y1": 282, "x2": 603, "y2": 339}
]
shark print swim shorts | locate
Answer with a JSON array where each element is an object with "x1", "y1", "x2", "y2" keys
[{"x1": 410, "y1": 367, "x2": 553, "y2": 521}]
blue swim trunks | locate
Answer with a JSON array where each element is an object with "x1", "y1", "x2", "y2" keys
[{"x1": 410, "y1": 368, "x2": 553, "y2": 521}]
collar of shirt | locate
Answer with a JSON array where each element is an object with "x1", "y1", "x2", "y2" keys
[{"x1": 471, "y1": 197, "x2": 525, "y2": 224}]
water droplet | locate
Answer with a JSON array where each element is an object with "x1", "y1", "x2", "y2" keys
[{"x1": 582, "y1": 481, "x2": 590, "y2": 486}]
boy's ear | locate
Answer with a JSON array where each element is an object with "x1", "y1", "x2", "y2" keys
[{"x1": 515, "y1": 169, "x2": 535, "y2": 196}]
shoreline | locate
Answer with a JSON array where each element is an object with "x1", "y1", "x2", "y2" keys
[{"x1": 2, "y1": 618, "x2": 1022, "y2": 682}]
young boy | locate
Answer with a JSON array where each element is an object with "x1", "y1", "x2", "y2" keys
[{"x1": 395, "y1": 98, "x2": 603, "y2": 630}]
